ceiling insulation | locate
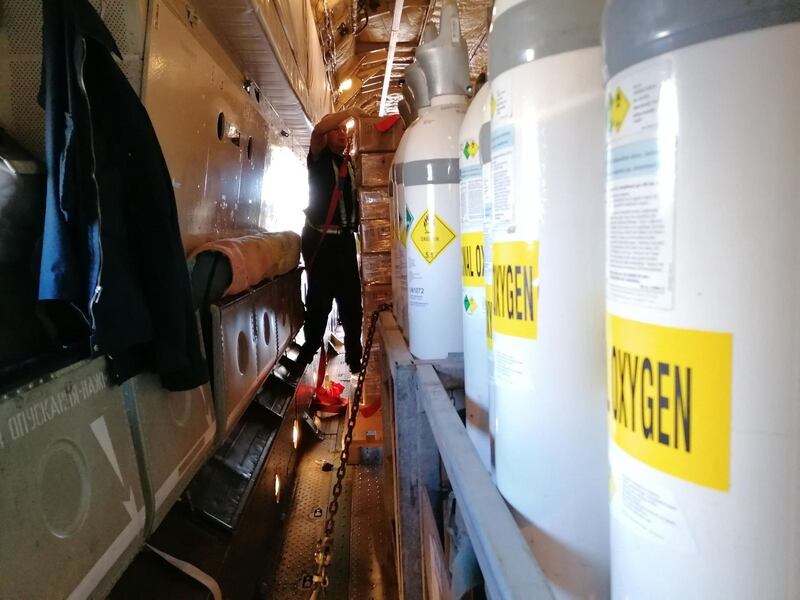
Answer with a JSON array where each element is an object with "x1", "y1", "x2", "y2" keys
[
  {"x1": 428, "y1": 0, "x2": 492, "y2": 81},
  {"x1": 356, "y1": 0, "x2": 429, "y2": 44},
  {"x1": 313, "y1": 0, "x2": 492, "y2": 115},
  {"x1": 193, "y1": 0, "x2": 334, "y2": 148}
]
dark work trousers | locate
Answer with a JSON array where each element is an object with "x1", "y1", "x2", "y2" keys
[{"x1": 298, "y1": 225, "x2": 363, "y2": 369}]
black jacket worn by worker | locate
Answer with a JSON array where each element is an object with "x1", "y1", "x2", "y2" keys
[
  {"x1": 298, "y1": 147, "x2": 362, "y2": 370},
  {"x1": 38, "y1": 0, "x2": 208, "y2": 391},
  {"x1": 305, "y1": 146, "x2": 358, "y2": 229}
]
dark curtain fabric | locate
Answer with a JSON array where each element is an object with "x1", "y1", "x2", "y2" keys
[
  {"x1": 38, "y1": 0, "x2": 208, "y2": 391},
  {"x1": 0, "y1": 131, "x2": 50, "y2": 364}
]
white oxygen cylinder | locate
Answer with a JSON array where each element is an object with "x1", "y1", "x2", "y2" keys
[
  {"x1": 390, "y1": 126, "x2": 410, "y2": 336},
  {"x1": 390, "y1": 36, "x2": 433, "y2": 338},
  {"x1": 390, "y1": 117, "x2": 409, "y2": 336},
  {"x1": 459, "y1": 83, "x2": 492, "y2": 470},
  {"x1": 403, "y1": 0, "x2": 469, "y2": 360},
  {"x1": 603, "y1": 2, "x2": 800, "y2": 598},
  {"x1": 489, "y1": 1, "x2": 609, "y2": 597},
  {"x1": 480, "y1": 91, "x2": 495, "y2": 475}
]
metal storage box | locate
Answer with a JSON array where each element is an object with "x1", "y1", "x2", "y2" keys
[
  {"x1": 123, "y1": 375, "x2": 216, "y2": 531},
  {"x1": 0, "y1": 358, "x2": 146, "y2": 599}
]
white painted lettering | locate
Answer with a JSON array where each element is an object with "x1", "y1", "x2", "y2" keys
[
  {"x1": 3, "y1": 371, "x2": 108, "y2": 445},
  {"x1": 8, "y1": 415, "x2": 24, "y2": 441}
]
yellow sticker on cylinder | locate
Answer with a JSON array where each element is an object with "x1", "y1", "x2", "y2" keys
[
  {"x1": 410, "y1": 210, "x2": 456, "y2": 264},
  {"x1": 607, "y1": 314, "x2": 733, "y2": 491},
  {"x1": 461, "y1": 232, "x2": 484, "y2": 288},
  {"x1": 492, "y1": 241, "x2": 538, "y2": 340}
]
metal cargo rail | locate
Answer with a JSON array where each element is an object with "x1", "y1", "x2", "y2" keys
[{"x1": 377, "y1": 311, "x2": 554, "y2": 600}]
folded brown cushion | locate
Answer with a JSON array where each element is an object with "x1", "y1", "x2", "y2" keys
[{"x1": 189, "y1": 231, "x2": 301, "y2": 299}]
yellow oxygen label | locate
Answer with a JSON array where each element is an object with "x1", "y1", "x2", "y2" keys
[
  {"x1": 461, "y1": 232, "x2": 484, "y2": 288},
  {"x1": 492, "y1": 241, "x2": 538, "y2": 340},
  {"x1": 607, "y1": 315, "x2": 733, "y2": 491},
  {"x1": 410, "y1": 210, "x2": 456, "y2": 264}
]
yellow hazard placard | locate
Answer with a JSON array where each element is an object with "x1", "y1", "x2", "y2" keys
[
  {"x1": 607, "y1": 314, "x2": 733, "y2": 491},
  {"x1": 409, "y1": 210, "x2": 456, "y2": 264},
  {"x1": 492, "y1": 241, "x2": 538, "y2": 340},
  {"x1": 609, "y1": 86, "x2": 630, "y2": 133},
  {"x1": 461, "y1": 232, "x2": 484, "y2": 288}
]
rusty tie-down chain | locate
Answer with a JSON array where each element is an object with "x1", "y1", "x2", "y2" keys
[{"x1": 310, "y1": 304, "x2": 392, "y2": 597}]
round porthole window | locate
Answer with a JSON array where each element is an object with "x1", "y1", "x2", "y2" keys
[
  {"x1": 38, "y1": 440, "x2": 90, "y2": 539},
  {"x1": 237, "y1": 331, "x2": 249, "y2": 375},
  {"x1": 263, "y1": 312, "x2": 272, "y2": 346},
  {"x1": 217, "y1": 112, "x2": 226, "y2": 141},
  {"x1": 168, "y1": 390, "x2": 193, "y2": 427}
]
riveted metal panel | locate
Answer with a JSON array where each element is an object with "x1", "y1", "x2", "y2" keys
[
  {"x1": 123, "y1": 375, "x2": 216, "y2": 532},
  {"x1": 143, "y1": 0, "x2": 274, "y2": 254},
  {"x1": 0, "y1": 358, "x2": 146, "y2": 599},
  {"x1": 270, "y1": 269, "x2": 304, "y2": 356},
  {"x1": 286, "y1": 269, "x2": 305, "y2": 340},
  {"x1": 252, "y1": 281, "x2": 280, "y2": 376},
  {"x1": 211, "y1": 294, "x2": 261, "y2": 439}
]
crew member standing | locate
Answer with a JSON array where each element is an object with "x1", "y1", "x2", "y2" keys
[{"x1": 296, "y1": 108, "x2": 367, "y2": 374}]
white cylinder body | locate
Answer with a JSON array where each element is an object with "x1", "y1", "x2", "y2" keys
[
  {"x1": 481, "y1": 95, "x2": 495, "y2": 477},
  {"x1": 389, "y1": 161, "x2": 400, "y2": 325},
  {"x1": 459, "y1": 84, "x2": 492, "y2": 470},
  {"x1": 404, "y1": 96, "x2": 466, "y2": 360},
  {"x1": 391, "y1": 116, "x2": 418, "y2": 337},
  {"x1": 491, "y1": 41, "x2": 609, "y2": 599},
  {"x1": 606, "y1": 23, "x2": 800, "y2": 600}
]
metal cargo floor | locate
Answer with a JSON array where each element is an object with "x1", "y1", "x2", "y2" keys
[{"x1": 260, "y1": 357, "x2": 398, "y2": 600}]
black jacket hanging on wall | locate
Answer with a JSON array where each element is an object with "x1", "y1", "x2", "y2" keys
[{"x1": 38, "y1": 0, "x2": 208, "y2": 391}]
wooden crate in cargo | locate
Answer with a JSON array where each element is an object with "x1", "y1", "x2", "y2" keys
[
  {"x1": 360, "y1": 251, "x2": 391, "y2": 285},
  {"x1": 359, "y1": 188, "x2": 390, "y2": 221},
  {"x1": 362, "y1": 282, "x2": 393, "y2": 317},
  {"x1": 356, "y1": 152, "x2": 394, "y2": 188},
  {"x1": 359, "y1": 219, "x2": 391, "y2": 253},
  {"x1": 355, "y1": 117, "x2": 404, "y2": 153}
]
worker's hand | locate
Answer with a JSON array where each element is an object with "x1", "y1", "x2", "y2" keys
[
  {"x1": 348, "y1": 107, "x2": 370, "y2": 119},
  {"x1": 311, "y1": 107, "x2": 369, "y2": 155}
]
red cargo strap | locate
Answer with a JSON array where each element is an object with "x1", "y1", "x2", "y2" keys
[
  {"x1": 374, "y1": 114, "x2": 401, "y2": 132},
  {"x1": 360, "y1": 395, "x2": 381, "y2": 418}
]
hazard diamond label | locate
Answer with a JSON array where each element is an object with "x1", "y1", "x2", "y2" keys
[
  {"x1": 409, "y1": 210, "x2": 456, "y2": 264},
  {"x1": 463, "y1": 295, "x2": 477, "y2": 314},
  {"x1": 609, "y1": 86, "x2": 630, "y2": 133},
  {"x1": 401, "y1": 207, "x2": 413, "y2": 247}
]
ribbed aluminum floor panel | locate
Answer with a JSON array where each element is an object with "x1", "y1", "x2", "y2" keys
[
  {"x1": 348, "y1": 450, "x2": 399, "y2": 600},
  {"x1": 261, "y1": 356, "x2": 397, "y2": 600},
  {"x1": 264, "y1": 415, "x2": 341, "y2": 599}
]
